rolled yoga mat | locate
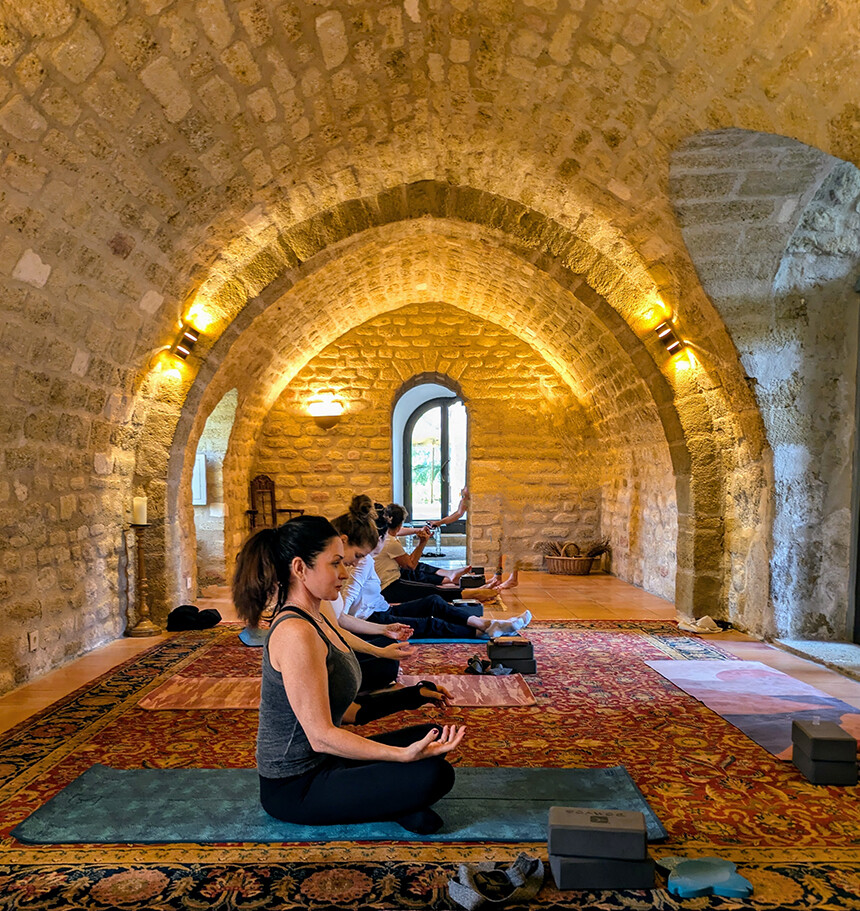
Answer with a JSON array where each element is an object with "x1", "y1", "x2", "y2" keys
[{"x1": 13, "y1": 764, "x2": 666, "y2": 844}]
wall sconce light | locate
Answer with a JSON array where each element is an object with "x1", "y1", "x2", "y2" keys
[
  {"x1": 654, "y1": 320, "x2": 684, "y2": 355},
  {"x1": 170, "y1": 322, "x2": 200, "y2": 360},
  {"x1": 308, "y1": 392, "x2": 345, "y2": 430}
]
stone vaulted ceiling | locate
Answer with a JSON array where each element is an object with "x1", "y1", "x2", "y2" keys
[{"x1": 1, "y1": 0, "x2": 859, "y2": 680}]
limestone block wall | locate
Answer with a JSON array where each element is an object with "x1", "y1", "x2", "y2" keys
[
  {"x1": 192, "y1": 388, "x2": 237, "y2": 588},
  {"x1": 251, "y1": 303, "x2": 603, "y2": 571},
  {"x1": 0, "y1": 272, "x2": 140, "y2": 695},
  {"x1": 673, "y1": 130, "x2": 860, "y2": 639},
  {"x1": 246, "y1": 302, "x2": 678, "y2": 589}
]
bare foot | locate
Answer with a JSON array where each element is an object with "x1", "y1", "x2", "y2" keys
[
  {"x1": 450, "y1": 565, "x2": 472, "y2": 584},
  {"x1": 495, "y1": 571, "x2": 519, "y2": 591},
  {"x1": 486, "y1": 574, "x2": 502, "y2": 588}
]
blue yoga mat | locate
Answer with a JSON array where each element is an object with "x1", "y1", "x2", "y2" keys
[
  {"x1": 409, "y1": 637, "x2": 478, "y2": 644},
  {"x1": 240, "y1": 630, "x2": 477, "y2": 646},
  {"x1": 13, "y1": 764, "x2": 666, "y2": 844}
]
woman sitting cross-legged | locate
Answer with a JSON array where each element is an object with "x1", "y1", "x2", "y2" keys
[
  {"x1": 233, "y1": 515, "x2": 464, "y2": 834},
  {"x1": 333, "y1": 496, "x2": 532, "y2": 641},
  {"x1": 377, "y1": 503, "x2": 474, "y2": 602}
]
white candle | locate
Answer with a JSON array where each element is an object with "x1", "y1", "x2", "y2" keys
[{"x1": 132, "y1": 496, "x2": 148, "y2": 525}]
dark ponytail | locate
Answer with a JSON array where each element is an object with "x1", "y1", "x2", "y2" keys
[
  {"x1": 331, "y1": 494, "x2": 380, "y2": 550},
  {"x1": 383, "y1": 503, "x2": 407, "y2": 530},
  {"x1": 232, "y1": 515, "x2": 339, "y2": 626}
]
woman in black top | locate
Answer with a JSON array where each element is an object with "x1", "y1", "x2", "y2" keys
[{"x1": 233, "y1": 515, "x2": 465, "y2": 834}]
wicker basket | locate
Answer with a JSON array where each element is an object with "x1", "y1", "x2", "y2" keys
[{"x1": 544, "y1": 542, "x2": 596, "y2": 575}]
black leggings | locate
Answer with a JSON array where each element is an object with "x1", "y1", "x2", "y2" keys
[
  {"x1": 402, "y1": 563, "x2": 447, "y2": 585},
  {"x1": 356, "y1": 636, "x2": 399, "y2": 691},
  {"x1": 381, "y1": 577, "x2": 462, "y2": 603},
  {"x1": 259, "y1": 725, "x2": 455, "y2": 826},
  {"x1": 367, "y1": 595, "x2": 480, "y2": 639}
]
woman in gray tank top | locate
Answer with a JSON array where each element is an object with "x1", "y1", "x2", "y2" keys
[{"x1": 233, "y1": 515, "x2": 465, "y2": 834}]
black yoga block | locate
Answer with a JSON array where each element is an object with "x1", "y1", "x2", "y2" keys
[
  {"x1": 792, "y1": 746, "x2": 858, "y2": 786},
  {"x1": 549, "y1": 854, "x2": 655, "y2": 891},
  {"x1": 452, "y1": 599, "x2": 484, "y2": 617},
  {"x1": 460, "y1": 574, "x2": 486, "y2": 589},
  {"x1": 548, "y1": 807, "x2": 647, "y2": 860},
  {"x1": 470, "y1": 566, "x2": 485, "y2": 575},
  {"x1": 498, "y1": 657, "x2": 537, "y2": 674},
  {"x1": 792, "y1": 719, "x2": 857, "y2": 762},
  {"x1": 488, "y1": 636, "x2": 534, "y2": 661}
]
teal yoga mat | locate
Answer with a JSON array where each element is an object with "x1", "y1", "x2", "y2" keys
[{"x1": 13, "y1": 764, "x2": 666, "y2": 844}]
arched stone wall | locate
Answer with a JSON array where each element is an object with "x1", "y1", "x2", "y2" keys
[
  {"x1": 250, "y1": 302, "x2": 657, "y2": 575},
  {"x1": 672, "y1": 129, "x2": 860, "y2": 639},
  {"x1": 15, "y1": 0, "x2": 860, "y2": 688},
  {"x1": 150, "y1": 208, "x2": 751, "y2": 632},
  {"x1": 192, "y1": 387, "x2": 237, "y2": 588}
]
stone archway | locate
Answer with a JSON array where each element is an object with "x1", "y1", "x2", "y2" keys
[
  {"x1": 130, "y1": 190, "x2": 763, "y2": 631},
  {"x1": 672, "y1": 128, "x2": 860, "y2": 640}
]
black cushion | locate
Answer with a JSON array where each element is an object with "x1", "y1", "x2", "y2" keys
[{"x1": 166, "y1": 604, "x2": 222, "y2": 631}]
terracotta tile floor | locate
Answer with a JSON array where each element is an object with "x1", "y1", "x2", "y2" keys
[{"x1": 3, "y1": 571, "x2": 860, "y2": 735}]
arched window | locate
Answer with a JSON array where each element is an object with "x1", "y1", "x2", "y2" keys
[{"x1": 392, "y1": 381, "x2": 468, "y2": 530}]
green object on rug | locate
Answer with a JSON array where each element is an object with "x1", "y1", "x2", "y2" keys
[{"x1": 13, "y1": 764, "x2": 666, "y2": 844}]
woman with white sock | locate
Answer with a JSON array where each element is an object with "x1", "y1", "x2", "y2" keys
[{"x1": 334, "y1": 496, "x2": 532, "y2": 640}]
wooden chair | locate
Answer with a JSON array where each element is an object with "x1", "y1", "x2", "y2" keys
[{"x1": 247, "y1": 474, "x2": 304, "y2": 531}]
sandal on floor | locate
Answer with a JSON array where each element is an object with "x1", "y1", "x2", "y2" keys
[
  {"x1": 465, "y1": 656, "x2": 489, "y2": 675},
  {"x1": 465, "y1": 657, "x2": 513, "y2": 676}
]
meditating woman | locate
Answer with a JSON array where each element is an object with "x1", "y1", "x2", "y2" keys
[
  {"x1": 335, "y1": 496, "x2": 532, "y2": 640},
  {"x1": 233, "y1": 515, "x2": 464, "y2": 833}
]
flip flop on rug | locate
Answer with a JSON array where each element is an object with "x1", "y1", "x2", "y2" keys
[{"x1": 449, "y1": 853, "x2": 544, "y2": 910}]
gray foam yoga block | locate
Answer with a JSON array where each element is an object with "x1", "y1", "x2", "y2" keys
[
  {"x1": 488, "y1": 636, "x2": 534, "y2": 661},
  {"x1": 792, "y1": 746, "x2": 858, "y2": 785},
  {"x1": 549, "y1": 854, "x2": 655, "y2": 891},
  {"x1": 792, "y1": 720, "x2": 857, "y2": 762},
  {"x1": 548, "y1": 807, "x2": 647, "y2": 860}
]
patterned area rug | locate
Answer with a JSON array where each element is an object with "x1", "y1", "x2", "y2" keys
[{"x1": 1, "y1": 620, "x2": 859, "y2": 910}]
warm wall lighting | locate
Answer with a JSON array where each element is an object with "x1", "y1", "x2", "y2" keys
[
  {"x1": 308, "y1": 392, "x2": 345, "y2": 429},
  {"x1": 184, "y1": 304, "x2": 213, "y2": 331},
  {"x1": 654, "y1": 320, "x2": 685, "y2": 355},
  {"x1": 171, "y1": 322, "x2": 200, "y2": 360},
  {"x1": 674, "y1": 350, "x2": 695, "y2": 371}
]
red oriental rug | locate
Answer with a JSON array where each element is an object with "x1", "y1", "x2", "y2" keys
[{"x1": 1, "y1": 620, "x2": 859, "y2": 910}]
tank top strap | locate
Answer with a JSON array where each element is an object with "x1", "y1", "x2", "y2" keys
[
  {"x1": 316, "y1": 609, "x2": 353, "y2": 651},
  {"x1": 271, "y1": 604, "x2": 351, "y2": 652}
]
